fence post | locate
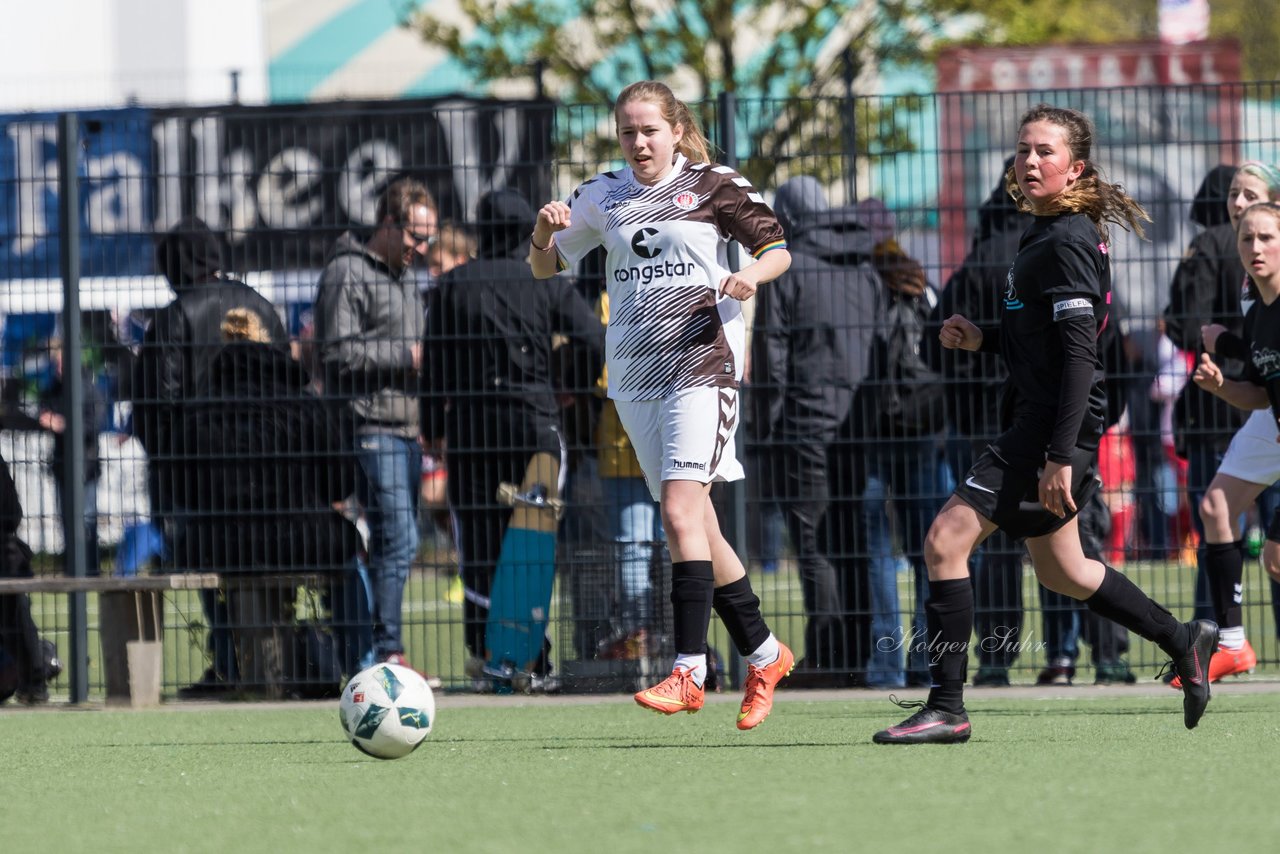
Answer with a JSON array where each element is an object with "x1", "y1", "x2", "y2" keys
[
  {"x1": 716, "y1": 91, "x2": 747, "y2": 689},
  {"x1": 57, "y1": 111, "x2": 89, "y2": 704}
]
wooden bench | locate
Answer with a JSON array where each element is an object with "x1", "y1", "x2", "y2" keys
[{"x1": 0, "y1": 573, "x2": 222, "y2": 707}]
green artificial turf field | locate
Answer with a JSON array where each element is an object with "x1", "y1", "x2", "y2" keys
[{"x1": 4, "y1": 689, "x2": 1279, "y2": 854}]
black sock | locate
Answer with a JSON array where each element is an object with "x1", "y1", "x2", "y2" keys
[
  {"x1": 1085, "y1": 565, "x2": 1190, "y2": 658},
  {"x1": 712, "y1": 576, "x2": 770, "y2": 656},
  {"x1": 1204, "y1": 541, "x2": 1244, "y2": 629},
  {"x1": 925, "y1": 578, "x2": 972, "y2": 715},
  {"x1": 671, "y1": 560, "x2": 715, "y2": 655}
]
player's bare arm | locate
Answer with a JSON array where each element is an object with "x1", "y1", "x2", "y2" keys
[
  {"x1": 719, "y1": 248, "x2": 791, "y2": 300},
  {"x1": 1193, "y1": 351, "x2": 1269, "y2": 410}
]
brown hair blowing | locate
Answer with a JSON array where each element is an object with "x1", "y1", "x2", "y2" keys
[
  {"x1": 1004, "y1": 103, "x2": 1150, "y2": 242},
  {"x1": 615, "y1": 80, "x2": 713, "y2": 165}
]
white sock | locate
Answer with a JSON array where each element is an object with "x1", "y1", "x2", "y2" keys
[
  {"x1": 746, "y1": 633, "x2": 781, "y2": 668},
  {"x1": 1219, "y1": 625, "x2": 1246, "y2": 650},
  {"x1": 673, "y1": 654, "x2": 707, "y2": 687}
]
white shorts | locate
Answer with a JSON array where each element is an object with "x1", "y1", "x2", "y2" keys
[
  {"x1": 1218, "y1": 409, "x2": 1280, "y2": 485},
  {"x1": 613, "y1": 386, "x2": 745, "y2": 501}
]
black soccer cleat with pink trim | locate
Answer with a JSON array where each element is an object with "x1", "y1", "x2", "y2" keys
[
  {"x1": 1171, "y1": 619, "x2": 1219, "y2": 730},
  {"x1": 873, "y1": 697, "x2": 971, "y2": 745}
]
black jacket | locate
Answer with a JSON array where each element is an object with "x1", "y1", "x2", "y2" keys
[
  {"x1": 0, "y1": 453, "x2": 20, "y2": 537},
  {"x1": 132, "y1": 277, "x2": 287, "y2": 513},
  {"x1": 752, "y1": 205, "x2": 882, "y2": 444},
  {"x1": 1163, "y1": 165, "x2": 1248, "y2": 455},
  {"x1": 176, "y1": 343, "x2": 360, "y2": 573},
  {"x1": 421, "y1": 190, "x2": 604, "y2": 444},
  {"x1": 930, "y1": 183, "x2": 1033, "y2": 439}
]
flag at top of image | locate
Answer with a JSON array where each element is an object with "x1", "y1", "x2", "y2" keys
[{"x1": 1158, "y1": 0, "x2": 1210, "y2": 45}]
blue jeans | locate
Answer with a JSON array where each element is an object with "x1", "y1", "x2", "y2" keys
[
  {"x1": 355, "y1": 432, "x2": 421, "y2": 659},
  {"x1": 1038, "y1": 587, "x2": 1082, "y2": 662},
  {"x1": 863, "y1": 437, "x2": 952, "y2": 686},
  {"x1": 328, "y1": 557, "x2": 375, "y2": 675},
  {"x1": 601, "y1": 476, "x2": 664, "y2": 634},
  {"x1": 863, "y1": 475, "x2": 905, "y2": 688}
]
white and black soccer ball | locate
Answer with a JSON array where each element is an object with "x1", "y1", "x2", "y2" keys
[{"x1": 339, "y1": 663, "x2": 435, "y2": 759}]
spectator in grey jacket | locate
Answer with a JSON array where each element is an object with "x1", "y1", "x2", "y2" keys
[{"x1": 314, "y1": 176, "x2": 436, "y2": 677}]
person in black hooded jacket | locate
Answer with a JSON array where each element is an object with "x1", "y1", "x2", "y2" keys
[
  {"x1": 0, "y1": 452, "x2": 60, "y2": 705},
  {"x1": 135, "y1": 218, "x2": 288, "y2": 520},
  {"x1": 134, "y1": 217, "x2": 288, "y2": 694},
  {"x1": 422, "y1": 189, "x2": 603, "y2": 685},
  {"x1": 752, "y1": 176, "x2": 882, "y2": 684},
  {"x1": 1164, "y1": 165, "x2": 1246, "y2": 469}
]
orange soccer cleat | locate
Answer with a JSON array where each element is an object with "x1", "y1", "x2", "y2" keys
[
  {"x1": 634, "y1": 666, "x2": 705, "y2": 715},
  {"x1": 736, "y1": 643, "x2": 795, "y2": 731}
]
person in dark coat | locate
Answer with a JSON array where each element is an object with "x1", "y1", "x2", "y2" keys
[
  {"x1": 422, "y1": 188, "x2": 604, "y2": 688},
  {"x1": 752, "y1": 176, "x2": 882, "y2": 685},
  {"x1": 179, "y1": 308, "x2": 369, "y2": 681},
  {"x1": 0, "y1": 453, "x2": 59, "y2": 704},
  {"x1": 134, "y1": 217, "x2": 289, "y2": 693}
]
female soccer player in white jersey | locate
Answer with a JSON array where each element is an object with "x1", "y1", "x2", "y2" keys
[
  {"x1": 874, "y1": 104, "x2": 1218, "y2": 744},
  {"x1": 530, "y1": 80, "x2": 793, "y2": 730}
]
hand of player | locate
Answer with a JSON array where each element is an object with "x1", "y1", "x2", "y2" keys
[
  {"x1": 939, "y1": 314, "x2": 982, "y2": 351},
  {"x1": 1191, "y1": 352, "x2": 1223, "y2": 391},
  {"x1": 1039, "y1": 460, "x2": 1075, "y2": 519},
  {"x1": 1264, "y1": 539, "x2": 1280, "y2": 582},
  {"x1": 1201, "y1": 323, "x2": 1227, "y2": 355},
  {"x1": 719, "y1": 271, "x2": 758, "y2": 301},
  {"x1": 533, "y1": 201, "x2": 572, "y2": 248}
]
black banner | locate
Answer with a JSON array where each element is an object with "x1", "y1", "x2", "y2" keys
[
  {"x1": 0, "y1": 96, "x2": 554, "y2": 278},
  {"x1": 154, "y1": 96, "x2": 555, "y2": 272}
]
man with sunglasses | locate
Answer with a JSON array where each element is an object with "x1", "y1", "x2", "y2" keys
[{"x1": 314, "y1": 177, "x2": 438, "y2": 682}]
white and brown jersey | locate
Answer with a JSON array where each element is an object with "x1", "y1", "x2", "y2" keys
[{"x1": 554, "y1": 154, "x2": 786, "y2": 402}]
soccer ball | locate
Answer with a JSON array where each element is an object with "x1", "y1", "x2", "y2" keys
[{"x1": 339, "y1": 663, "x2": 435, "y2": 759}]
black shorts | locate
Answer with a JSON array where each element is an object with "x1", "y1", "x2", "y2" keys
[{"x1": 952, "y1": 443, "x2": 1101, "y2": 541}]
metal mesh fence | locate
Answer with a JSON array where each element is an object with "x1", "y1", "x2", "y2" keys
[{"x1": 4, "y1": 82, "x2": 1280, "y2": 702}]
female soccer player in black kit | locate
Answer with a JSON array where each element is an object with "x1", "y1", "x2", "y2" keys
[{"x1": 874, "y1": 104, "x2": 1218, "y2": 744}]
